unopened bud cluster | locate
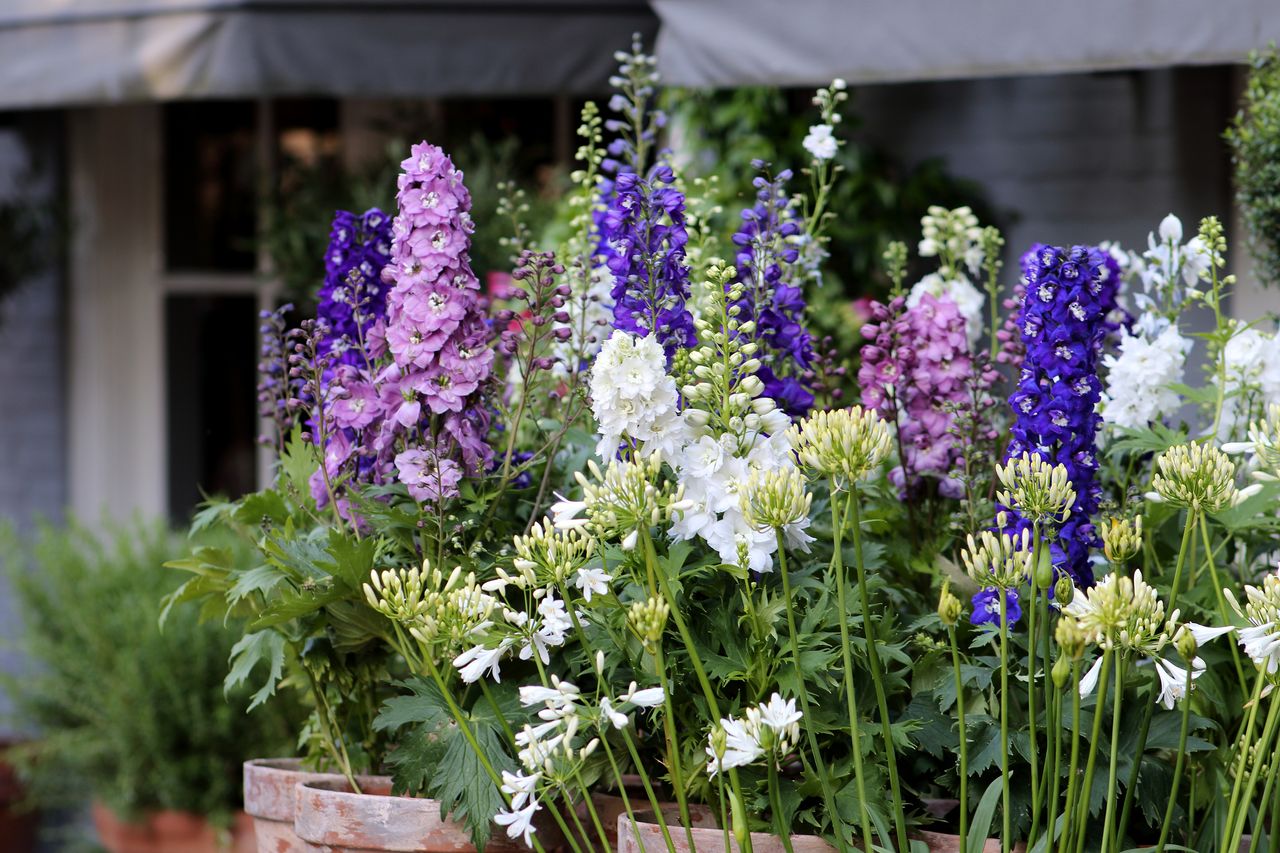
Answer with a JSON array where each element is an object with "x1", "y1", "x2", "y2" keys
[
  {"x1": 1064, "y1": 569, "x2": 1169, "y2": 653},
  {"x1": 364, "y1": 561, "x2": 495, "y2": 649},
  {"x1": 742, "y1": 466, "x2": 812, "y2": 530},
  {"x1": 937, "y1": 580, "x2": 962, "y2": 628},
  {"x1": 960, "y1": 528, "x2": 1033, "y2": 589},
  {"x1": 555, "y1": 454, "x2": 686, "y2": 548},
  {"x1": 628, "y1": 596, "x2": 670, "y2": 650},
  {"x1": 511, "y1": 520, "x2": 597, "y2": 585},
  {"x1": 995, "y1": 452, "x2": 1075, "y2": 523},
  {"x1": 790, "y1": 405, "x2": 892, "y2": 485},
  {"x1": 1101, "y1": 516, "x2": 1143, "y2": 565},
  {"x1": 1150, "y1": 442, "x2": 1239, "y2": 513}
]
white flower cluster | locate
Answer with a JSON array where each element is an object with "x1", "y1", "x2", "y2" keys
[
  {"x1": 801, "y1": 79, "x2": 846, "y2": 163},
  {"x1": 1123, "y1": 214, "x2": 1214, "y2": 317},
  {"x1": 1219, "y1": 326, "x2": 1280, "y2": 437},
  {"x1": 452, "y1": 591, "x2": 575, "y2": 684},
  {"x1": 802, "y1": 125, "x2": 838, "y2": 161},
  {"x1": 669, "y1": 429, "x2": 811, "y2": 573},
  {"x1": 909, "y1": 205, "x2": 987, "y2": 345},
  {"x1": 589, "y1": 330, "x2": 689, "y2": 461},
  {"x1": 495, "y1": 677, "x2": 665, "y2": 846},
  {"x1": 705, "y1": 693, "x2": 802, "y2": 777},
  {"x1": 1100, "y1": 315, "x2": 1191, "y2": 430}
]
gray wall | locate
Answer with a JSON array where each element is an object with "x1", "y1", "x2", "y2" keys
[
  {"x1": 0, "y1": 112, "x2": 66, "y2": 730},
  {"x1": 852, "y1": 65, "x2": 1235, "y2": 270}
]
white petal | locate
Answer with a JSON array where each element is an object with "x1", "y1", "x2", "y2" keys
[{"x1": 1079, "y1": 655, "x2": 1105, "y2": 698}]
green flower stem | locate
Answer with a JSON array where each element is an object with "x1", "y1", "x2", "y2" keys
[
  {"x1": 1166, "y1": 509, "x2": 1197, "y2": 614},
  {"x1": 1027, "y1": 527, "x2": 1042, "y2": 843},
  {"x1": 302, "y1": 665, "x2": 361, "y2": 795},
  {"x1": 644, "y1": 530, "x2": 754, "y2": 853},
  {"x1": 561, "y1": 784, "x2": 602, "y2": 853},
  {"x1": 1198, "y1": 514, "x2": 1249, "y2": 692},
  {"x1": 768, "y1": 761, "x2": 796, "y2": 853},
  {"x1": 1056, "y1": 660, "x2": 1082, "y2": 853},
  {"x1": 1074, "y1": 649, "x2": 1113, "y2": 853},
  {"x1": 777, "y1": 531, "x2": 849, "y2": 852},
  {"x1": 621, "y1": 725, "x2": 680, "y2": 851},
  {"x1": 948, "y1": 626, "x2": 970, "y2": 853},
  {"x1": 846, "y1": 487, "x2": 909, "y2": 852},
  {"x1": 828, "y1": 485, "x2": 875, "y2": 853},
  {"x1": 1246, "y1": 757, "x2": 1279, "y2": 853},
  {"x1": 1044, "y1": 674, "x2": 1062, "y2": 851},
  {"x1": 1154, "y1": 663, "x2": 1194, "y2": 853},
  {"x1": 654, "y1": 636, "x2": 697, "y2": 850},
  {"x1": 999, "y1": 587, "x2": 1013, "y2": 853},
  {"x1": 1115, "y1": 685, "x2": 1154, "y2": 846},
  {"x1": 1100, "y1": 655, "x2": 1127, "y2": 853},
  {"x1": 600, "y1": 732, "x2": 662, "y2": 853},
  {"x1": 1222, "y1": 670, "x2": 1267, "y2": 852},
  {"x1": 1225, "y1": 687, "x2": 1280, "y2": 853},
  {"x1": 573, "y1": 767, "x2": 614, "y2": 852}
]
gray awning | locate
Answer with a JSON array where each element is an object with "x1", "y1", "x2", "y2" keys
[
  {"x1": 653, "y1": 0, "x2": 1280, "y2": 88},
  {"x1": 0, "y1": 1, "x2": 657, "y2": 110}
]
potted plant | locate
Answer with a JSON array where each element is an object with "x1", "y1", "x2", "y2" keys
[{"x1": 0, "y1": 518, "x2": 298, "y2": 853}]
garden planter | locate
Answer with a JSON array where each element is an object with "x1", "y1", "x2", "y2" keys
[
  {"x1": 244, "y1": 758, "x2": 347, "y2": 853},
  {"x1": 617, "y1": 811, "x2": 835, "y2": 853},
  {"x1": 91, "y1": 801, "x2": 255, "y2": 853},
  {"x1": 588, "y1": 792, "x2": 718, "y2": 851},
  {"x1": 295, "y1": 777, "x2": 555, "y2": 852},
  {"x1": 911, "y1": 830, "x2": 1022, "y2": 853}
]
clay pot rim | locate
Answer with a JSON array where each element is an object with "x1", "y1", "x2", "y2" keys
[
  {"x1": 618, "y1": 813, "x2": 836, "y2": 851},
  {"x1": 242, "y1": 757, "x2": 349, "y2": 822}
]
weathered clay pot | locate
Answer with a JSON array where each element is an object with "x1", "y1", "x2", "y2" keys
[
  {"x1": 244, "y1": 758, "x2": 347, "y2": 853},
  {"x1": 295, "y1": 777, "x2": 539, "y2": 852},
  {"x1": 617, "y1": 811, "x2": 835, "y2": 853},
  {"x1": 91, "y1": 801, "x2": 255, "y2": 853},
  {"x1": 589, "y1": 794, "x2": 718, "y2": 851},
  {"x1": 912, "y1": 830, "x2": 1020, "y2": 853}
]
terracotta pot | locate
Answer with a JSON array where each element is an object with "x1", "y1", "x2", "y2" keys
[
  {"x1": 0, "y1": 739, "x2": 38, "y2": 853},
  {"x1": 295, "y1": 777, "x2": 546, "y2": 852},
  {"x1": 244, "y1": 758, "x2": 347, "y2": 853},
  {"x1": 91, "y1": 801, "x2": 255, "y2": 853},
  {"x1": 617, "y1": 811, "x2": 835, "y2": 853},
  {"x1": 912, "y1": 829, "x2": 1021, "y2": 853},
  {"x1": 589, "y1": 794, "x2": 718, "y2": 851}
]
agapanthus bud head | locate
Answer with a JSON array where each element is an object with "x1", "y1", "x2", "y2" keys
[
  {"x1": 1051, "y1": 653, "x2": 1073, "y2": 689},
  {"x1": 1101, "y1": 515, "x2": 1143, "y2": 565},
  {"x1": 790, "y1": 406, "x2": 892, "y2": 485},
  {"x1": 960, "y1": 529, "x2": 1033, "y2": 589},
  {"x1": 1054, "y1": 574, "x2": 1075, "y2": 606},
  {"x1": 995, "y1": 451, "x2": 1075, "y2": 523},
  {"x1": 627, "y1": 596, "x2": 669, "y2": 649},
  {"x1": 1064, "y1": 569, "x2": 1167, "y2": 653},
  {"x1": 937, "y1": 580, "x2": 962, "y2": 628},
  {"x1": 742, "y1": 466, "x2": 812, "y2": 531},
  {"x1": 1174, "y1": 625, "x2": 1198, "y2": 661},
  {"x1": 1055, "y1": 614, "x2": 1087, "y2": 659},
  {"x1": 1150, "y1": 442, "x2": 1239, "y2": 513}
]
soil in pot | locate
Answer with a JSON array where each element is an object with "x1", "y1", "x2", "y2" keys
[
  {"x1": 244, "y1": 758, "x2": 347, "y2": 853},
  {"x1": 294, "y1": 777, "x2": 561, "y2": 853},
  {"x1": 617, "y1": 809, "x2": 835, "y2": 853},
  {"x1": 91, "y1": 801, "x2": 255, "y2": 853}
]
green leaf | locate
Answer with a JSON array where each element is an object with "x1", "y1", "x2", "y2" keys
[
  {"x1": 232, "y1": 489, "x2": 290, "y2": 527},
  {"x1": 248, "y1": 582, "x2": 345, "y2": 630},
  {"x1": 374, "y1": 678, "x2": 452, "y2": 732},
  {"x1": 225, "y1": 630, "x2": 286, "y2": 709},
  {"x1": 228, "y1": 564, "x2": 285, "y2": 604},
  {"x1": 428, "y1": 720, "x2": 514, "y2": 849},
  {"x1": 320, "y1": 528, "x2": 378, "y2": 590},
  {"x1": 1106, "y1": 422, "x2": 1190, "y2": 458},
  {"x1": 967, "y1": 775, "x2": 1003, "y2": 853}
]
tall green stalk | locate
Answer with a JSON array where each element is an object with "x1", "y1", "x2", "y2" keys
[
  {"x1": 847, "y1": 488, "x2": 909, "y2": 852},
  {"x1": 999, "y1": 589, "x2": 1013, "y2": 853},
  {"x1": 1100, "y1": 656, "x2": 1127, "y2": 852},
  {"x1": 949, "y1": 625, "x2": 970, "y2": 853},
  {"x1": 1074, "y1": 650, "x2": 1113, "y2": 853},
  {"x1": 1154, "y1": 664, "x2": 1194, "y2": 853},
  {"x1": 828, "y1": 487, "x2": 876, "y2": 853},
  {"x1": 1056, "y1": 660, "x2": 1082, "y2": 853},
  {"x1": 1027, "y1": 528, "x2": 1042, "y2": 842},
  {"x1": 1225, "y1": 688, "x2": 1280, "y2": 853},
  {"x1": 778, "y1": 531, "x2": 849, "y2": 852}
]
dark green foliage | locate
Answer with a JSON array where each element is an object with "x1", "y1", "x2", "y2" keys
[
  {"x1": 1227, "y1": 46, "x2": 1280, "y2": 288},
  {"x1": 0, "y1": 519, "x2": 298, "y2": 824}
]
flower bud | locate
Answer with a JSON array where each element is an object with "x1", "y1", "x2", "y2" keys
[
  {"x1": 1051, "y1": 653, "x2": 1072, "y2": 689},
  {"x1": 1101, "y1": 516, "x2": 1143, "y2": 565},
  {"x1": 1174, "y1": 625, "x2": 1198, "y2": 661},
  {"x1": 937, "y1": 580, "x2": 962, "y2": 628},
  {"x1": 1054, "y1": 574, "x2": 1075, "y2": 606},
  {"x1": 1033, "y1": 544, "x2": 1054, "y2": 589}
]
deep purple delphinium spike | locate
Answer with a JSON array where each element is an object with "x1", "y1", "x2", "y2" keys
[
  {"x1": 601, "y1": 163, "x2": 696, "y2": 356},
  {"x1": 731, "y1": 164, "x2": 815, "y2": 416},
  {"x1": 317, "y1": 208, "x2": 392, "y2": 368},
  {"x1": 1001, "y1": 244, "x2": 1109, "y2": 590}
]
